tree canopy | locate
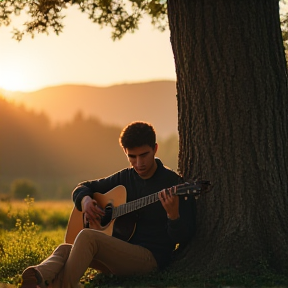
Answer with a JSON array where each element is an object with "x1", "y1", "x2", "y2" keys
[
  {"x1": 0, "y1": 0, "x2": 168, "y2": 41},
  {"x1": 2, "y1": 0, "x2": 288, "y2": 64}
]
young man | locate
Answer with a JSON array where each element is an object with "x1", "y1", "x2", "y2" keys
[{"x1": 21, "y1": 121, "x2": 195, "y2": 288}]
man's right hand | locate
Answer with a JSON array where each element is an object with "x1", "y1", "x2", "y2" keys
[{"x1": 81, "y1": 196, "x2": 105, "y2": 230}]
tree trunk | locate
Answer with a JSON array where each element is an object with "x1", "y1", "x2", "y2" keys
[{"x1": 167, "y1": 0, "x2": 288, "y2": 274}]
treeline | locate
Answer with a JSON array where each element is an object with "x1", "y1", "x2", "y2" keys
[{"x1": 0, "y1": 97, "x2": 179, "y2": 199}]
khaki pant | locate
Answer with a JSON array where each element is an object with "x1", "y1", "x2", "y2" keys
[{"x1": 34, "y1": 229, "x2": 158, "y2": 288}]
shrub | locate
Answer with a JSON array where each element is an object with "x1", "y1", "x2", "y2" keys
[
  {"x1": 10, "y1": 179, "x2": 39, "y2": 200},
  {"x1": 0, "y1": 197, "x2": 58, "y2": 284}
]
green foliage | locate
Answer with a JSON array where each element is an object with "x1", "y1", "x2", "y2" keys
[
  {"x1": 10, "y1": 178, "x2": 39, "y2": 200},
  {"x1": 0, "y1": 197, "x2": 60, "y2": 284},
  {"x1": 0, "y1": 0, "x2": 167, "y2": 41},
  {"x1": 0, "y1": 197, "x2": 102, "y2": 286},
  {"x1": 0, "y1": 199, "x2": 71, "y2": 231}
]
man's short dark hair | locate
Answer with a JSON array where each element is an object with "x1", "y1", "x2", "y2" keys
[{"x1": 119, "y1": 121, "x2": 156, "y2": 149}]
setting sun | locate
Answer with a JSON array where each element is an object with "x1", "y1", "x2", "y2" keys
[{"x1": 0, "y1": 61, "x2": 35, "y2": 92}]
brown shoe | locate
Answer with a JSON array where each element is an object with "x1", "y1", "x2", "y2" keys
[{"x1": 20, "y1": 267, "x2": 42, "y2": 288}]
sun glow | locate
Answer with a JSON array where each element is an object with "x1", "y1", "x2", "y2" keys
[
  {"x1": 0, "y1": 64, "x2": 33, "y2": 92},
  {"x1": 0, "y1": 37, "x2": 45, "y2": 93}
]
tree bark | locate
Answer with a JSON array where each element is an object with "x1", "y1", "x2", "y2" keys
[{"x1": 168, "y1": 0, "x2": 288, "y2": 274}]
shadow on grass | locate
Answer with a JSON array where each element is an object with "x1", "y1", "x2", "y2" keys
[{"x1": 84, "y1": 268, "x2": 288, "y2": 288}]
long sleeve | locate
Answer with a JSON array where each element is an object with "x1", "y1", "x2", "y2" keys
[
  {"x1": 72, "y1": 171, "x2": 126, "y2": 211},
  {"x1": 167, "y1": 194, "x2": 196, "y2": 245}
]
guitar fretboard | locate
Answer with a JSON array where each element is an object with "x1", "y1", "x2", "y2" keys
[
  {"x1": 112, "y1": 191, "x2": 160, "y2": 219},
  {"x1": 110, "y1": 181, "x2": 207, "y2": 220}
]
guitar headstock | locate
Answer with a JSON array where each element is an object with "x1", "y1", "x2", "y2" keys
[{"x1": 175, "y1": 180, "x2": 211, "y2": 198}]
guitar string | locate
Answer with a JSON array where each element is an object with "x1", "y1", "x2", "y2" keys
[
  {"x1": 111, "y1": 182, "x2": 203, "y2": 220},
  {"x1": 112, "y1": 190, "x2": 161, "y2": 219}
]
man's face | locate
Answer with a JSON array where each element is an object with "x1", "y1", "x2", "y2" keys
[{"x1": 125, "y1": 144, "x2": 158, "y2": 179}]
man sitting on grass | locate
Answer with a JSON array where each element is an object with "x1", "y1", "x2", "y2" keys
[{"x1": 21, "y1": 121, "x2": 195, "y2": 288}]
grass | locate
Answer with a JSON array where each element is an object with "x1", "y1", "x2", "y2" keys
[
  {"x1": 0, "y1": 198, "x2": 73, "y2": 230},
  {"x1": 0, "y1": 197, "x2": 98, "y2": 287},
  {"x1": 84, "y1": 269, "x2": 288, "y2": 288},
  {"x1": 0, "y1": 197, "x2": 288, "y2": 288},
  {"x1": 0, "y1": 197, "x2": 66, "y2": 285}
]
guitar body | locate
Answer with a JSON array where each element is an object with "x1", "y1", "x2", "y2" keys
[{"x1": 65, "y1": 185, "x2": 127, "y2": 244}]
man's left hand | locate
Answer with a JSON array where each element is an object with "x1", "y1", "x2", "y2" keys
[{"x1": 159, "y1": 187, "x2": 180, "y2": 220}]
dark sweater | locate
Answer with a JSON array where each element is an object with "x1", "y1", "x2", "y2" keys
[{"x1": 72, "y1": 158, "x2": 195, "y2": 269}]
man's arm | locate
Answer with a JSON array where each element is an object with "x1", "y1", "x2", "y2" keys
[
  {"x1": 159, "y1": 188, "x2": 196, "y2": 245},
  {"x1": 72, "y1": 181, "x2": 95, "y2": 211},
  {"x1": 72, "y1": 171, "x2": 126, "y2": 212},
  {"x1": 168, "y1": 195, "x2": 196, "y2": 245}
]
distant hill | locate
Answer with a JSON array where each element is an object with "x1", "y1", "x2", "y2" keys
[
  {"x1": 10, "y1": 80, "x2": 178, "y2": 138},
  {"x1": 0, "y1": 95, "x2": 179, "y2": 199}
]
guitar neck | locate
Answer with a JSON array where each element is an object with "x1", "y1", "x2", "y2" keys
[
  {"x1": 110, "y1": 181, "x2": 209, "y2": 220},
  {"x1": 112, "y1": 191, "x2": 160, "y2": 219}
]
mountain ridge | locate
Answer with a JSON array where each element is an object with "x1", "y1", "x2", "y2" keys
[{"x1": 9, "y1": 80, "x2": 178, "y2": 138}]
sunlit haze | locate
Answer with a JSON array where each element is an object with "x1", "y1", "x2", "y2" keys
[{"x1": 0, "y1": 6, "x2": 175, "y2": 94}]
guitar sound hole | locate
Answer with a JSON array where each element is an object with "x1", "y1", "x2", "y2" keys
[{"x1": 101, "y1": 204, "x2": 113, "y2": 226}]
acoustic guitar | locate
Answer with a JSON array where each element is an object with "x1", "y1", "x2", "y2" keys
[{"x1": 65, "y1": 181, "x2": 210, "y2": 244}]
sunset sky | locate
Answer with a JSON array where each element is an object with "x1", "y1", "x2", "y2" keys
[
  {"x1": 0, "y1": 5, "x2": 175, "y2": 94},
  {"x1": 1, "y1": 4, "x2": 287, "y2": 96}
]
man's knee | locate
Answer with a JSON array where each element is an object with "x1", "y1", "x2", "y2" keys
[
  {"x1": 75, "y1": 229, "x2": 108, "y2": 246},
  {"x1": 54, "y1": 243, "x2": 72, "y2": 258}
]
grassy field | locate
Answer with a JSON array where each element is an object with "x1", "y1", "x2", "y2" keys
[
  {"x1": 0, "y1": 197, "x2": 104, "y2": 287},
  {"x1": 1, "y1": 198, "x2": 288, "y2": 288},
  {"x1": 0, "y1": 198, "x2": 73, "y2": 231},
  {"x1": 0, "y1": 197, "x2": 71, "y2": 286}
]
